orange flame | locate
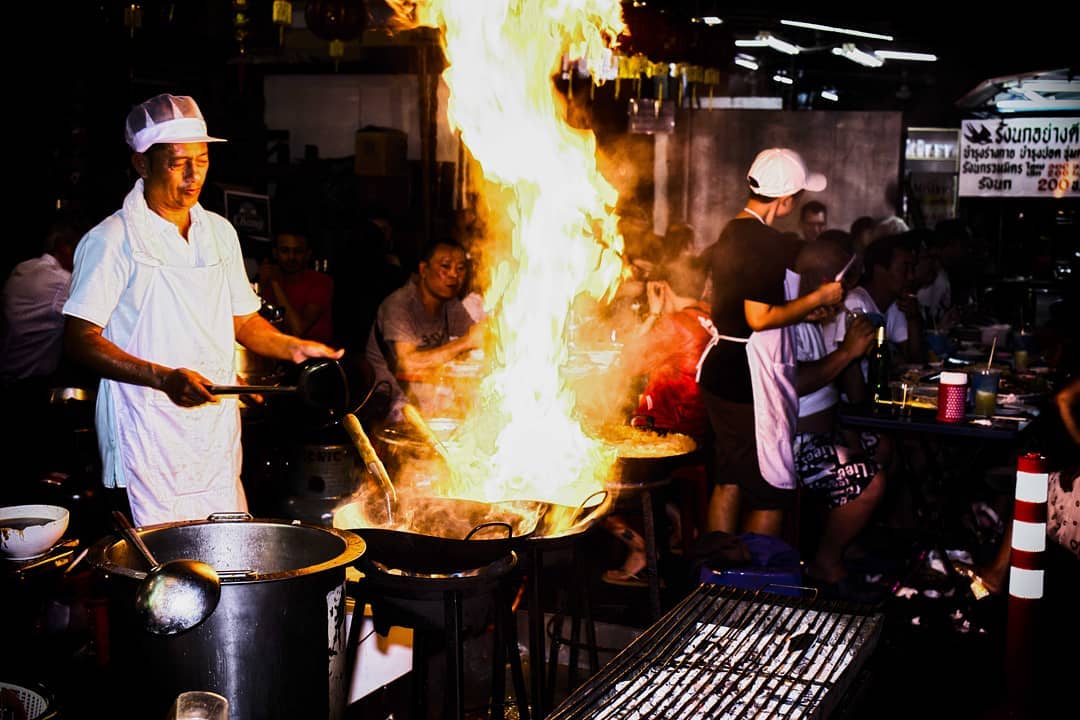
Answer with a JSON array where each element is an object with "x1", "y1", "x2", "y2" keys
[{"x1": 407, "y1": 1, "x2": 627, "y2": 508}]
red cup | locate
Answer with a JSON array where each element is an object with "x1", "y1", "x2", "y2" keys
[{"x1": 936, "y1": 371, "x2": 968, "y2": 423}]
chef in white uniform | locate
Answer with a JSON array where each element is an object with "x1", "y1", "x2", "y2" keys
[{"x1": 63, "y1": 94, "x2": 343, "y2": 526}]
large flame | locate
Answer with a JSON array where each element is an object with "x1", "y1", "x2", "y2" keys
[{"x1": 408, "y1": 1, "x2": 627, "y2": 508}]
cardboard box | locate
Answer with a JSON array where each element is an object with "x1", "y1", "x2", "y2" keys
[{"x1": 354, "y1": 128, "x2": 408, "y2": 177}]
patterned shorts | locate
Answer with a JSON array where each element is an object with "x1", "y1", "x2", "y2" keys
[{"x1": 794, "y1": 430, "x2": 879, "y2": 509}]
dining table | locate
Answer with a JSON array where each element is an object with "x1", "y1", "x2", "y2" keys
[{"x1": 837, "y1": 333, "x2": 1056, "y2": 590}]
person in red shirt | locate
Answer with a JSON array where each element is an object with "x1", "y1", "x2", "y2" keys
[
  {"x1": 259, "y1": 231, "x2": 334, "y2": 344},
  {"x1": 602, "y1": 255, "x2": 716, "y2": 586}
]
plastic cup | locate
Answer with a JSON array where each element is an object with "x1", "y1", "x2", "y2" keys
[
  {"x1": 892, "y1": 381, "x2": 913, "y2": 417},
  {"x1": 1013, "y1": 330, "x2": 1035, "y2": 371},
  {"x1": 936, "y1": 371, "x2": 968, "y2": 423},
  {"x1": 971, "y1": 369, "x2": 1001, "y2": 417},
  {"x1": 169, "y1": 691, "x2": 229, "y2": 720}
]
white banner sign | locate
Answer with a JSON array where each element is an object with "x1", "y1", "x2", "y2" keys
[{"x1": 959, "y1": 117, "x2": 1079, "y2": 198}]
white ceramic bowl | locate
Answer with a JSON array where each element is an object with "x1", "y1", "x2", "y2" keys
[{"x1": 0, "y1": 504, "x2": 70, "y2": 561}]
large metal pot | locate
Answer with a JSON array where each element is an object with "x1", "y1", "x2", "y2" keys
[{"x1": 89, "y1": 514, "x2": 364, "y2": 720}]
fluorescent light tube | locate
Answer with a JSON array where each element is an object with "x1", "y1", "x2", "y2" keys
[
  {"x1": 821, "y1": 89, "x2": 839, "y2": 101},
  {"x1": 736, "y1": 32, "x2": 800, "y2": 55},
  {"x1": 875, "y1": 50, "x2": 937, "y2": 62},
  {"x1": 734, "y1": 54, "x2": 758, "y2": 70},
  {"x1": 832, "y1": 43, "x2": 883, "y2": 67},
  {"x1": 772, "y1": 73, "x2": 794, "y2": 85},
  {"x1": 702, "y1": 16, "x2": 722, "y2": 26},
  {"x1": 996, "y1": 99, "x2": 1080, "y2": 112},
  {"x1": 780, "y1": 19, "x2": 893, "y2": 41}
]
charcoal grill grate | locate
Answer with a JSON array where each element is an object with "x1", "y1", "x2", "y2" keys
[{"x1": 549, "y1": 583, "x2": 883, "y2": 720}]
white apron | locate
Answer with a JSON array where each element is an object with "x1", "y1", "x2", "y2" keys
[
  {"x1": 111, "y1": 188, "x2": 246, "y2": 526},
  {"x1": 745, "y1": 326, "x2": 798, "y2": 490},
  {"x1": 695, "y1": 271, "x2": 799, "y2": 491}
]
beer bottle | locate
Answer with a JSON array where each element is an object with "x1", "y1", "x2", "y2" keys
[{"x1": 868, "y1": 325, "x2": 891, "y2": 405}]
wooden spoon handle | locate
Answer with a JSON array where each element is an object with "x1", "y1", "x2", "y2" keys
[{"x1": 342, "y1": 413, "x2": 397, "y2": 504}]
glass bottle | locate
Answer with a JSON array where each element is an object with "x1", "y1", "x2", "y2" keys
[{"x1": 868, "y1": 325, "x2": 891, "y2": 405}]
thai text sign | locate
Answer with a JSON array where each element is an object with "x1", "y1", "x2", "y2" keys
[{"x1": 959, "y1": 117, "x2": 1079, "y2": 198}]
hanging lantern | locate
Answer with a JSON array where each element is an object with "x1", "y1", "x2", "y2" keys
[
  {"x1": 272, "y1": 0, "x2": 293, "y2": 46},
  {"x1": 233, "y1": 0, "x2": 251, "y2": 56},
  {"x1": 305, "y1": 0, "x2": 367, "y2": 60},
  {"x1": 123, "y1": 3, "x2": 142, "y2": 40}
]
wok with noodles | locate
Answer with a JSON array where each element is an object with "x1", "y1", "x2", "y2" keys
[
  {"x1": 334, "y1": 494, "x2": 542, "y2": 574},
  {"x1": 593, "y1": 424, "x2": 699, "y2": 486}
]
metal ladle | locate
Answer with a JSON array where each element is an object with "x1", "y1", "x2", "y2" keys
[{"x1": 112, "y1": 511, "x2": 221, "y2": 636}]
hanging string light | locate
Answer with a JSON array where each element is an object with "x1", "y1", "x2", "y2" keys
[
  {"x1": 123, "y1": 3, "x2": 142, "y2": 40},
  {"x1": 272, "y1": 0, "x2": 293, "y2": 47},
  {"x1": 233, "y1": 0, "x2": 251, "y2": 56}
]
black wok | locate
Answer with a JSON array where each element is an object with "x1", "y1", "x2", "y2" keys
[
  {"x1": 604, "y1": 429, "x2": 700, "y2": 487},
  {"x1": 336, "y1": 495, "x2": 545, "y2": 574}
]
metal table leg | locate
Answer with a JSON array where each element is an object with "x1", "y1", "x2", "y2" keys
[
  {"x1": 528, "y1": 546, "x2": 547, "y2": 719},
  {"x1": 640, "y1": 489, "x2": 662, "y2": 621}
]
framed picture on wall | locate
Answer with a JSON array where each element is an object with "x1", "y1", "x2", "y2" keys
[{"x1": 224, "y1": 190, "x2": 272, "y2": 243}]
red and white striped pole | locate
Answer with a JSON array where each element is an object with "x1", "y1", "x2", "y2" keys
[{"x1": 1006, "y1": 451, "x2": 1049, "y2": 710}]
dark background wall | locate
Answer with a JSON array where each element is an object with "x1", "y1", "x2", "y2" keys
[{"x1": 668, "y1": 110, "x2": 903, "y2": 246}]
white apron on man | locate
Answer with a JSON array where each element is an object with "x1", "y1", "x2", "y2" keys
[{"x1": 104, "y1": 184, "x2": 247, "y2": 526}]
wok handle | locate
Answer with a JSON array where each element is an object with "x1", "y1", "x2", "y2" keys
[
  {"x1": 208, "y1": 385, "x2": 298, "y2": 394},
  {"x1": 465, "y1": 521, "x2": 513, "y2": 541},
  {"x1": 572, "y1": 489, "x2": 609, "y2": 525}
]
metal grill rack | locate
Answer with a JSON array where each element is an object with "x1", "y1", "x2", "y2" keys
[{"x1": 548, "y1": 584, "x2": 883, "y2": 720}]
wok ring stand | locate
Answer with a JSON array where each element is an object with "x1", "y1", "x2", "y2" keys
[
  {"x1": 346, "y1": 552, "x2": 530, "y2": 720},
  {"x1": 605, "y1": 475, "x2": 675, "y2": 623}
]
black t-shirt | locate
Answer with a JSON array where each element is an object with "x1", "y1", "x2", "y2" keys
[{"x1": 699, "y1": 218, "x2": 801, "y2": 402}]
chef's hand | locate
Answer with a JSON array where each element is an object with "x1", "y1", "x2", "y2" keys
[
  {"x1": 287, "y1": 339, "x2": 345, "y2": 364},
  {"x1": 463, "y1": 317, "x2": 488, "y2": 350},
  {"x1": 646, "y1": 280, "x2": 667, "y2": 316},
  {"x1": 162, "y1": 367, "x2": 217, "y2": 407},
  {"x1": 813, "y1": 281, "x2": 844, "y2": 309}
]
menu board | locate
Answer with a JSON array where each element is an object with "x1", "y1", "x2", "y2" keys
[{"x1": 958, "y1": 117, "x2": 1079, "y2": 198}]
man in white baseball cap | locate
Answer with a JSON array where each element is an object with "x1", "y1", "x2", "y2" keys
[
  {"x1": 63, "y1": 93, "x2": 343, "y2": 527},
  {"x1": 746, "y1": 147, "x2": 828, "y2": 199},
  {"x1": 698, "y1": 147, "x2": 841, "y2": 539}
]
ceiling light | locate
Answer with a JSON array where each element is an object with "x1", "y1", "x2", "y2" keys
[
  {"x1": 701, "y1": 16, "x2": 722, "y2": 26},
  {"x1": 736, "y1": 31, "x2": 801, "y2": 55},
  {"x1": 772, "y1": 72, "x2": 794, "y2": 85},
  {"x1": 780, "y1": 19, "x2": 893, "y2": 41},
  {"x1": 821, "y1": 88, "x2": 839, "y2": 102},
  {"x1": 875, "y1": 50, "x2": 937, "y2": 62},
  {"x1": 734, "y1": 53, "x2": 758, "y2": 70},
  {"x1": 832, "y1": 43, "x2": 883, "y2": 68}
]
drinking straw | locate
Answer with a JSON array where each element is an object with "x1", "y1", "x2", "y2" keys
[{"x1": 987, "y1": 335, "x2": 997, "y2": 371}]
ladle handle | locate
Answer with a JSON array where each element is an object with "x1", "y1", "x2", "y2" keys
[
  {"x1": 111, "y1": 510, "x2": 160, "y2": 571},
  {"x1": 342, "y1": 413, "x2": 398, "y2": 505},
  {"x1": 208, "y1": 385, "x2": 298, "y2": 394}
]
